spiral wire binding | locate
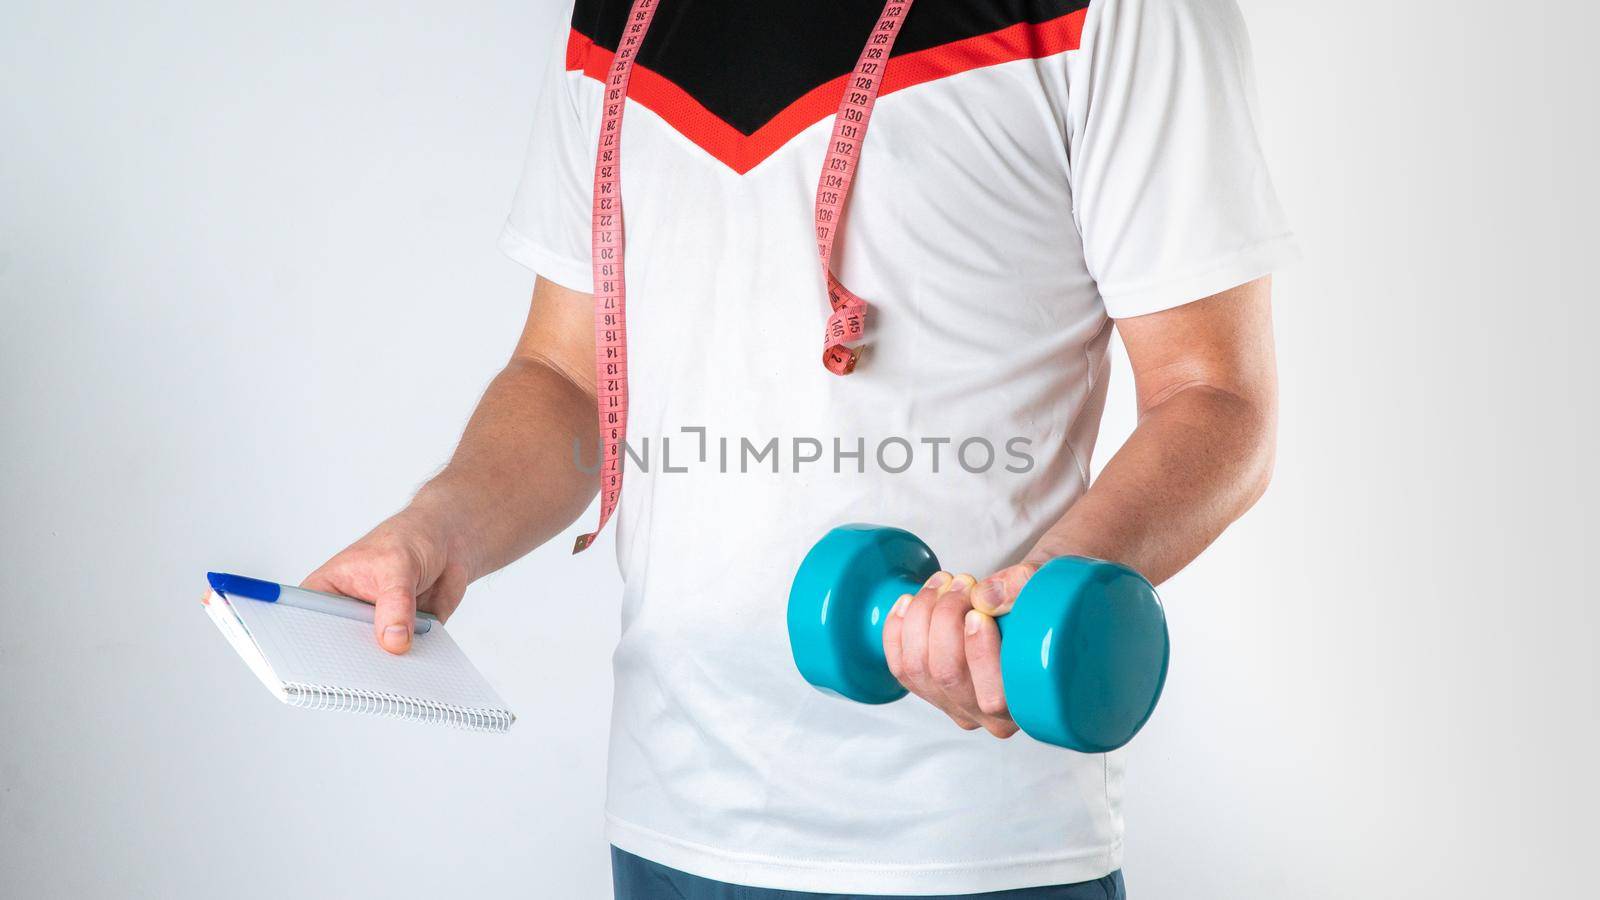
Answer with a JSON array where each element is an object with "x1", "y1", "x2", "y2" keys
[{"x1": 283, "y1": 683, "x2": 515, "y2": 734}]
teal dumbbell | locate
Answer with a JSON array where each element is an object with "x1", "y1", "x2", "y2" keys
[{"x1": 787, "y1": 524, "x2": 1169, "y2": 752}]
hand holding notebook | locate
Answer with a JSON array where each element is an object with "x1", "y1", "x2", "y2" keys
[{"x1": 203, "y1": 573, "x2": 516, "y2": 733}]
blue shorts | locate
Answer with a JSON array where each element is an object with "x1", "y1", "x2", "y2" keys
[{"x1": 611, "y1": 848, "x2": 1127, "y2": 899}]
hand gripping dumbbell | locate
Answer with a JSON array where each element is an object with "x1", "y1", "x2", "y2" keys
[{"x1": 787, "y1": 524, "x2": 1170, "y2": 752}]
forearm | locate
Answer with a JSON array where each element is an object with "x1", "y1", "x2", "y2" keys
[
  {"x1": 405, "y1": 355, "x2": 598, "y2": 581},
  {"x1": 1028, "y1": 382, "x2": 1276, "y2": 585}
]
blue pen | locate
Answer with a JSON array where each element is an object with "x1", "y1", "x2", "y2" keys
[{"x1": 206, "y1": 572, "x2": 436, "y2": 634}]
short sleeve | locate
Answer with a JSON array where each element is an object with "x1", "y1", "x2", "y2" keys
[
  {"x1": 499, "y1": 17, "x2": 596, "y2": 293},
  {"x1": 1067, "y1": 0, "x2": 1298, "y2": 319}
]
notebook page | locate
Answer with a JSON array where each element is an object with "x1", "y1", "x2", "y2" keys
[
  {"x1": 203, "y1": 592, "x2": 287, "y2": 701},
  {"x1": 226, "y1": 596, "x2": 509, "y2": 713}
]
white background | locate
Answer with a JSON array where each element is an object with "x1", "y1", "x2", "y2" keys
[{"x1": 2, "y1": 1, "x2": 1596, "y2": 897}]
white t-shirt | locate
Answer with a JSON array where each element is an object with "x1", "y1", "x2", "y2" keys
[{"x1": 501, "y1": 0, "x2": 1295, "y2": 893}]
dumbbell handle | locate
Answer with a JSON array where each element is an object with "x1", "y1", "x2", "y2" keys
[
  {"x1": 847, "y1": 566, "x2": 1136, "y2": 706},
  {"x1": 789, "y1": 524, "x2": 1169, "y2": 752}
]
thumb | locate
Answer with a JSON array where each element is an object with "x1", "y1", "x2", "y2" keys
[
  {"x1": 373, "y1": 583, "x2": 418, "y2": 654},
  {"x1": 971, "y1": 562, "x2": 1039, "y2": 616}
]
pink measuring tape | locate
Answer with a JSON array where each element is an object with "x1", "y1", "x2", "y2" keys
[{"x1": 574, "y1": 0, "x2": 914, "y2": 553}]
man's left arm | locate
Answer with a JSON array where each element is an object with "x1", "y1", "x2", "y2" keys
[{"x1": 882, "y1": 277, "x2": 1278, "y2": 736}]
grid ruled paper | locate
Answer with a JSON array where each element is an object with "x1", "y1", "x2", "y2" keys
[{"x1": 225, "y1": 595, "x2": 510, "y2": 715}]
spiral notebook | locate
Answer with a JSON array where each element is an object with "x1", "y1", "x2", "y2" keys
[{"x1": 203, "y1": 582, "x2": 515, "y2": 733}]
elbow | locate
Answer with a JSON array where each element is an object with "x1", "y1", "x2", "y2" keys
[
  {"x1": 1237, "y1": 400, "x2": 1278, "y2": 515},
  {"x1": 1145, "y1": 378, "x2": 1279, "y2": 520},
  {"x1": 1178, "y1": 381, "x2": 1277, "y2": 518},
  {"x1": 1242, "y1": 435, "x2": 1275, "y2": 512}
]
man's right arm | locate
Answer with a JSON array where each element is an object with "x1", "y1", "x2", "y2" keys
[{"x1": 302, "y1": 276, "x2": 598, "y2": 653}]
